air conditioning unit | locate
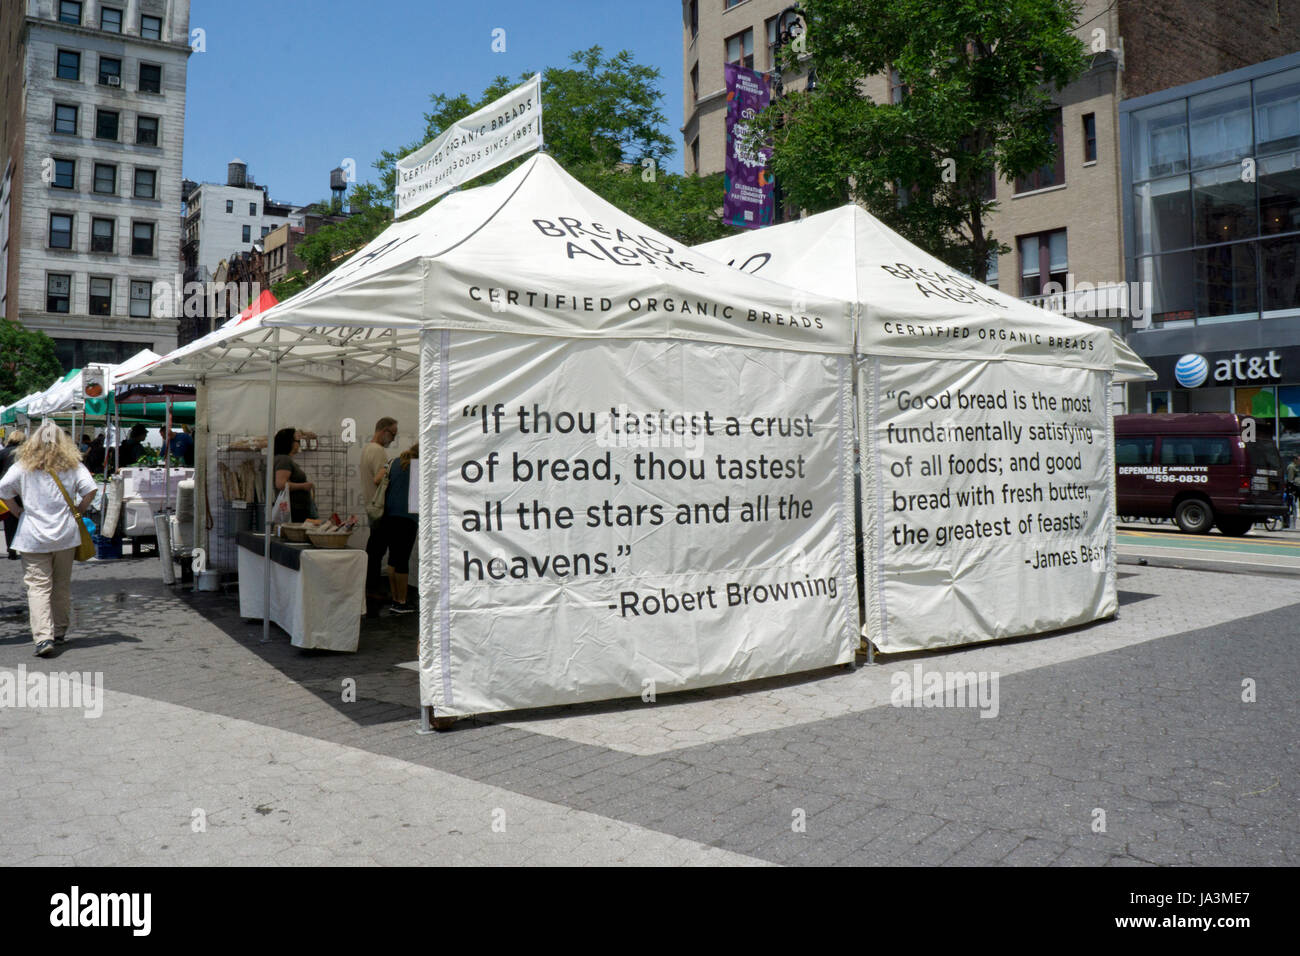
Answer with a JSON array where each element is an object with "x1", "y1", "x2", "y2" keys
[{"x1": 106, "y1": 75, "x2": 121, "y2": 86}]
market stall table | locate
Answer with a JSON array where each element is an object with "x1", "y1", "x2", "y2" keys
[{"x1": 236, "y1": 531, "x2": 365, "y2": 652}]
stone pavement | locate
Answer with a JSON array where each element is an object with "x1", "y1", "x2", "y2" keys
[{"x1": 1, "y1": 553, "x2": 1296, "y2": 866}]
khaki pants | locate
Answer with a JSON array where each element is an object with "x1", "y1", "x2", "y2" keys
[{"x1": 22, "y1": 548, "x2": 75, "y2": 646}]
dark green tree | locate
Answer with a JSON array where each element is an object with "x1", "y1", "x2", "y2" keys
[
  {"x1": 292, "y1": 46, "x2": 729, "y2": 286},
  {"x1": 0, "y1": 320, "x2": 63, "y2": 406},
  {"x1": 761, "y1": 0, "x2": 1088, "y2": 281}
]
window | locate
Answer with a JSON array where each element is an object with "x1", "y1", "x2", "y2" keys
[
  {"x1": 58, "y1": 1, "x2": 82, "y2": 25},
  {"x1": 136, "y1": 115, "x2": 158, "y2": 146},
  {"x1": 1115, "y1": 437, "x2": 1154, "y2": 466},
  {"x1": 1189, "y1": 83, "x2": 1252, "y2": 169},
  {"x1": 688, "y1": 1, "x2": 698, "y2": 39},
  {"x1": 1133, "y1": 100, "x2": 1188, "y2": 181},
  {"x1": 1082, "y1": 113, "x2": 1097, "y2": 163},
  {"x1": 93, "y1": 162, "x2": 116, "y2": 195},
  {"x1": 132, "y1": 221, "x2": 155, "y2": 256},
  {"x1": 726, "y1": 29, "x2": 754, "y2": 70},
  {"x1": 95, "y1": 109, "x2": 119, "y2": 140},
  {"x1": 89, "y1": 277, "x2": 112, "y2": 316},
  {"x1": 1159, "y1": 437, "x2": 1232, "y2": 466},
  {"x1": 91, "y1": 217, "x2": 115, "y2": 252},
  {"x1": 49, "y1": 214, "x2": 73, "y2": 249},
  {"x1": 98, "y1": 56, "x2": 121, "y2": 86},
  {"x1": 129, "y1": 280, "x2": 152, "y2": 317},
  {"x1": 52, "y1": 159, "x2": 75, "y2": 189},
  {"x1": 690, "y1": 63, "x2": 698, "y2": 102},
  {"x1": 249, "y1": 202, "x2": 256, "y2": 216},
  {"x1": 47, "y1": 274, "x2": 71, "y2": 313},
  {"x1": 56, "y1": 50, "x2": 80, "y2": 81},
  {"x1": 100, "y1": 6, "x2": 122, "y2": 32},
  {"x1": 133, "y1": 168, "x2": 156, "y2": 199},
  {"x1": 1192, "y1": 164, "x2": 1256, "y2": 243},
  {"x1": 889, "y1": 68, "x2": 909, "y2": 105},
  {"x1": 140, "y1": 15, "x2": 162, "y2": 40},
  {"x1": 1015, "y1": 108, "x2": 1064, "y2": 192},
  {"x1": 1019, "y1": 229, "x2": 1068, "y2": 297},
  {"x1": 690, "y1": 137, "x2": 699, "y2": 173},
  {"x1": 54, "y1": 104, "x2": 78, "y2": 134},
  {"x1": 242, "y1": 225, "x2": 251, "y2": 243},
  {"x1": 138, "y1": 63, "x2": 161, "y2": 94},
  {"x1": 1255, "y1": 67, "x2": 1300, "y2": 154},
  {"x1": 261, "y1": 226, "x2": 270, "y2": 237}
]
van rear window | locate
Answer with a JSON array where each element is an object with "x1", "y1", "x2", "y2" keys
[
  {"x1": 1247, "y1": 440, "x2": 1282, "y2": 474},
  {"x1": 1159, "y1": 437, "x2": 1232, "y2": 466}
]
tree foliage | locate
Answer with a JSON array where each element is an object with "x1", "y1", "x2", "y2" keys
[
  {"x1": 292, "y1": 46, "x2": 729, "y2": 288},
  {"x1": 0, "y1": 320, "x2": 63, "y2": 407},
  {"x1": 762, "y1": 0, "x2": 1088, "y2": 281}
]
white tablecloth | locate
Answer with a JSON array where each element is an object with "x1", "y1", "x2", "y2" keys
[{"x1": 237, "y1": 541, "x2": 366, "y2": 652}]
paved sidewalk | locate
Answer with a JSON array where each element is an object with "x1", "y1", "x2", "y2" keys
[{"x1": 1, "y1": 555, "x2": 1296, "y2": 866}]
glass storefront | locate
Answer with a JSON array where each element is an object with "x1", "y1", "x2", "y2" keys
[{"x1": 1127, "y1": 63, "x2": 1300, "y2": 327}]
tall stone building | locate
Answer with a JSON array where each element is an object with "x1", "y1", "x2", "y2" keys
[{"x1": 1, "y1": 0, "x2": 191, "y2": 371}]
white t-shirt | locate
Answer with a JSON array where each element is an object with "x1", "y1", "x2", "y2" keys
[{"x1": 0, "y1": 462, "x2": 96, "y2": 553}]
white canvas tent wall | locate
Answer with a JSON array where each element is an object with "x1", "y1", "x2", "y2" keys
[
  {"x1": 697, "y1": 206, "x2": 1157, "y2": 655},
  {"x1": 127, "y1": 154, "x2": 862, "y2": 721}
]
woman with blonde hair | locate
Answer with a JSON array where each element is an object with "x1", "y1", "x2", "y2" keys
[{"x1": 0, "y1": 420, "x2": 97, "y2": 656}]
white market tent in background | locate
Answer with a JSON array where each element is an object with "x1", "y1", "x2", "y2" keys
[
  {"x1": 124, "y1": 153, "x2": 861, "y2": 722},
  {"x1": 697, "y1": 205, "x2": 1157, "y2": 656},
  {"x1": 27, "y1": 348, "x2": 161, "y2": 418}
]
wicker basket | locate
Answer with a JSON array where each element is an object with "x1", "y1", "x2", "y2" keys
[
  {"x1": 306, "y1": 531, "x2": 354, "y2": 549},
  {"x1": 279, "y1": 523, "x2": 309, "y2": 543}
]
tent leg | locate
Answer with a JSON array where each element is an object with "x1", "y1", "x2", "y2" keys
[
  {"x1": 261, "y1": 336, "x2": 280, "y2": 645},
  {"x1": 417, "y1": 705, "x2": 436, "y2": 734}
]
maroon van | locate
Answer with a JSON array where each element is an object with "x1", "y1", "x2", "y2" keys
[{"x1": 1115, "y1": 413, "x2": 1286, "y2": 535}]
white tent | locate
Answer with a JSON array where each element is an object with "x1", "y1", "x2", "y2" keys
[
  {"x1": 125, "y1": 154, "x2": 862, "y2": 721},
  {"x1": 27, "y1": 349, "x2": 161, "y2": 418},
  {"x1": 698, "y1": 206, "x2": 1157, "y2": 655}
]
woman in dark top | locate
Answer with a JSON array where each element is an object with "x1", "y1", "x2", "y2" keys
[
  {"x1": 272, "y1": 427, "x2": 315, "y2": 523},
  {"x1": 381, "y1": 443, "x2": 418, "y2": 614}
]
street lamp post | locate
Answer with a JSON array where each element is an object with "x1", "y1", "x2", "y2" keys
[{"x1": 768, "y1": 5, "x2": 815, "y2": 224}]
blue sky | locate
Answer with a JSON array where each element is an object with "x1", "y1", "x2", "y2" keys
[{"x1": 184, "y1": 0, "x2": 685, "y2": 206}]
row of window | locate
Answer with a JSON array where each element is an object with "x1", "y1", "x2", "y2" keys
[
  {"x1": 46, "y1": 272, "x2": 155, "y2": 319},
  {"x1": 56, "y1": 50, "x2": 165, "y2": 93},
  {"x1": 52, "y1": 102, "x2": 160, "y2": 145},
  {"x1": 50, "y1": 158, "x2": 157, "y2": 199},
  {"x1": 48, "y1": 213, "x2": 156, "y2": 257},
  {"x1": 55, "y1": 1, "x2": 162, "y2": 40},
  {"x1": 226, "y1": 200, "x2": 259, "y2": 216}
]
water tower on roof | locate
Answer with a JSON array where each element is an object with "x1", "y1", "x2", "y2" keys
[
  {"x1": 330, "y1": 166, "x2": 348, "y2": 209},
  {"x1": 227, "y1": 159, "x2": 248, "y2": 187}
]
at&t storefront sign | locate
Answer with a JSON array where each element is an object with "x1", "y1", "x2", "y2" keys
[{"x1": 1153, "y1": 347, "x2": 1288, "y2": 389}]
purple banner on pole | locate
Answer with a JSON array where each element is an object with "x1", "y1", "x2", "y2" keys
[{"x1": 724, "y1": 62, "x2": 774, "y2": 230}]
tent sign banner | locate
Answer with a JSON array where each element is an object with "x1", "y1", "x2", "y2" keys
[
  {"x1": 859, "y1": 356, "x2": 1116, "y2": 653},
  {"x1": 395, "y1": 74, "x2": 543, "y2": 217},
  {"x1": 420, "y1": 331, "x2": 859, "y2": 716},
  {"x1": 723, "y1": 63, "x2": 774, "y2": 230}
]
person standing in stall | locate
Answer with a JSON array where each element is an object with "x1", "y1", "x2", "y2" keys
[
  {"x1": 361, "y1": 417, "x2": 398, "y2": 617},
  {"x1": 272, "y1": 427, "x2": 316, "y2": 523},
  {"x1": 380, "y1": 443, "x2": 419, "y2": 616}
]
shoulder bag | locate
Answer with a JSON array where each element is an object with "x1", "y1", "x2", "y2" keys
[{"x1": 50, "y1": 471, "x2": 96, "y2": 561}]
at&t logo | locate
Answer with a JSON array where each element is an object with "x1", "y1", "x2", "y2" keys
[{"x1": 1174, "y1": 353, "x2": 1208, "y2": 388}]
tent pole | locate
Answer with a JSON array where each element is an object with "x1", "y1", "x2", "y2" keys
[
  {"x1": 262, "y1": 331, "x2": 280, "y2": 644},
  {"x1": 164, "y1": 396, "x2": 173, "y2": 511}
]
